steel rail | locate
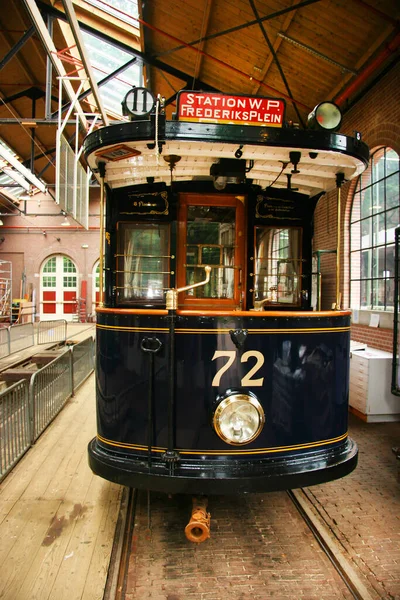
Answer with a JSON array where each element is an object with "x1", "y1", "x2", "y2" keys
[
  {"x1": 104, "y1": 487, "x2": 137, "y2": 600},
  {"x1": 288, "y1": 489, "x2": 374, "y2": 600}
]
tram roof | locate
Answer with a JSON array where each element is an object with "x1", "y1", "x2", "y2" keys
[{"x1": 84, "y1": 119, "x2": 369, "y2": 196}]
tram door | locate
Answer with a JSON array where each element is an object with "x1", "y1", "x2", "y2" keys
[
  {"x1": 40, "y1": 255, "x2": 78, "y2": 322},
  {"x1": 177, "y1": 194, "x2": 246, "y2": 310}
]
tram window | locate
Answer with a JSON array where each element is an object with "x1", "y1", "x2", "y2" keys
[
  {"x1": 116, "y1": 222, "x2": 170, "y2": 304},
  {"x1": 254, "y1": 227, "x2": 302, "y2": 305},
  {"x1": 177, "y1": 195, "x2": 245, "y2": 309},
  {"x1": 185, "y1": 205, "x2": 236, "y2": 299}
]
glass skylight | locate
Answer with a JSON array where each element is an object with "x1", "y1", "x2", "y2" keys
[
  {"x1": 81, "y1": 29, "x2": 142, "y2": 117},
  {"x1": 84, "y1": 0, "x2": 139, "y2": 28},
  {"x1": 0, "y1": 139, "x2": 32, "y2": 201}
]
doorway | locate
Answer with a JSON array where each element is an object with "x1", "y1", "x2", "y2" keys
[{"x1": 40, "y1": 255, "x2": 78, "y2": 322}]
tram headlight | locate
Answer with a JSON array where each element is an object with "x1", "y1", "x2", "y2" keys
[
  {"x1": 307, "y1": 102, "x2": 342, "y2": 131},
  {"x1": 213, "y1": 393, "x2": 265, "y2": 445}
]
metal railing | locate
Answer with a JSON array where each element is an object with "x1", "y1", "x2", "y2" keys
[
  {"x1": 9, "y1": 323, "x2": 35, "y2": 354},
  {"x1": 0, "y1": 327, "x2": 10, "y2": 358},
  {"x1": 71, "y1": 337, "x2": 94, "y2": 389},
  {"x1": 0, "y1": 336, "x2": 95, "y2": 481},
  {"x1": 0, "y1": 319, "x2": 70, "y2": 361},
  {"x1": 31, "y1": 349, "x2": 73, "y2": 441},
  {"x1": 0, "y1": 380, "x2": 30, "y2": 481},
  {"x1": 37, "y1": 319, "x2": 67, "y2": 345}
]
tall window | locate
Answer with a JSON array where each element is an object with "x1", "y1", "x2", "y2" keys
[
  {"x1": 185, "y1": 205, "x2": 236, "y2": 300},
  {"x1": 350, "y1": 147, "x2": 400, "y2": 310},
  {"x1": 177, "y1": 194, "x2": 245, "y2": 310},
  {"x1": 116, "y1": 222, "x2": 170, "y2": 304},
  {"x1": 254, "y1": 227, "x2": 302, "y2": 305}
]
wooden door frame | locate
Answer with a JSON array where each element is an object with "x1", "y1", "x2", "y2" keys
[{"x1": 177, "y1": 193, "x2": 246, "y2": 310}]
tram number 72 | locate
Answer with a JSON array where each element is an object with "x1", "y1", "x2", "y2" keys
[{"x1": 211, "y1": 350, "x2": 264, "y2": 387}]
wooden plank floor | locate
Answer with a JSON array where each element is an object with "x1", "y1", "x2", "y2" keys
[{"x1": 0, "y1": 373, "x2": 122, "y2": 600}]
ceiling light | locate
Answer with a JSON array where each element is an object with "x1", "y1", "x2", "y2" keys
[{"x1": 164, "y1": 154, "x2": 181, "y2": 184}]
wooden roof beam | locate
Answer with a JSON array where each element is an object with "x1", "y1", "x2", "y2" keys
[
  {"x1": 192, "y1": 0, "x2": 213, "y2": 82},
  {"x1": 1, "y1": 86, "x2": 45, "y2": 105},
  {"x1": 0, "y1": 26, "x2": 35, "y2": 72},
  {"x1": 251, "y1": 1, "x2": 299, "y2": 96},
  {"x1": 153, "y1": 0, "x2": 321, "y2": 59},
  {"x1": 248, "y1": 0, "x2": 305, "y2": 127},
  {"x1": 0, "y1": 18, "x2": 42, "y2": 87},
  {"x1": 329, "y1": 26, "x2": 399, "y2": 107},
  {"x1": 140, "y1": 0, "x2": 152, "y2": 90}
]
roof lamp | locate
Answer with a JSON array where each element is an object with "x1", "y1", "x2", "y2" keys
[{"x1": 307, "y1": 102, "x2": 342, "y2": 131}]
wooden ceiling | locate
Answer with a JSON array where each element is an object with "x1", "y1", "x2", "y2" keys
[
  {"x1": 0, "y1": 0, "x2": 399, "y2": 194},
  {"x1": 141, "y1": 0, "x2": 399, "y2": 124}
]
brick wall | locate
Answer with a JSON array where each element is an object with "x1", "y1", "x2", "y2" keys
[
  {"x1": 314, "y1": 61, "x2": 400, "y2": 351},
  {"x1": 350, "y1": 324, "x2": 394, "y2": 353}
]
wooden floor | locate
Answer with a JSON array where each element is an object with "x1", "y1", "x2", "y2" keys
[{"x1": 0, "y1": 373, "x2": 122, "y2": 600}]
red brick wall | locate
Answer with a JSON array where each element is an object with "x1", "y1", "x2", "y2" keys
[
  {"x1": 350, "y1": 324, "x2": 394, "y2": 353},
  {"x1": 314, "y1": 61, "x2": 400, "y2": 351}
]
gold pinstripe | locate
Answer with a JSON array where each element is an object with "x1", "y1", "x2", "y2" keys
[
  {"x1": 96, "y1": 323, "x2": 169, "y2": 332},
  {"x1": 96, "y1": 323, "x2": 350, "y2": 334},
  {"x1": 175, "y1": 327, "x2": 350, "y2": 334},
  {"x1": 97, "y1": 431, "x2": 348, "y2": 455}
]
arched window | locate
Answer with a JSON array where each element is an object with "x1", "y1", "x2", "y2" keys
[
  {"x1": 40, "y1": 255, "x2": 78, "y2": 321},
  {"x1": 350, "y1": 147, "x2": 400, "y2": 311}
]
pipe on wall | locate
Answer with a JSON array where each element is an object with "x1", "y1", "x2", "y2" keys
[{"x1": 335, "y1": 32, "x2": 400, "y2": 107}]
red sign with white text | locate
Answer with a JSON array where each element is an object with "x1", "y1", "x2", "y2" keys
[{"x1": 177, "y1": 92, "x2": 285, "y2": 127}]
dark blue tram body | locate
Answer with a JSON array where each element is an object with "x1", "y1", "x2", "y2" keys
[
  {"x1": 91, "y1": 310, "x2": 355, "y2": 493},
  {"x1": 84, "y1": 92, "x2": 368, "y2": 498}
]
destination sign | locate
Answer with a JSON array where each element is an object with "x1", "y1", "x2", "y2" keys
[{"x1": 177, "y1": 92, "x2": 285, "y2": 127}]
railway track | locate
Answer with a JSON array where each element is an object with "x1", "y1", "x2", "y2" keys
[
  {"x1": 105, "y1": 487, "x2": 137, "y2": 600},
  {"x1": 106, "y1": 487, "x2": 377, "y2": 600},
  {"x1": 287, "y1": 490, "x2": 374, "y2": 600}
]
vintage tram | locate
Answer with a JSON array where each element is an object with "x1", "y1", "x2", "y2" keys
[{"x1": 84, "y1": 90, "x2": 369, "y2": 541}]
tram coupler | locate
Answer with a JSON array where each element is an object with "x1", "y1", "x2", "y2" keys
[{"x1": 184, "y1": 496, "x2": 211, "y2": 543}]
